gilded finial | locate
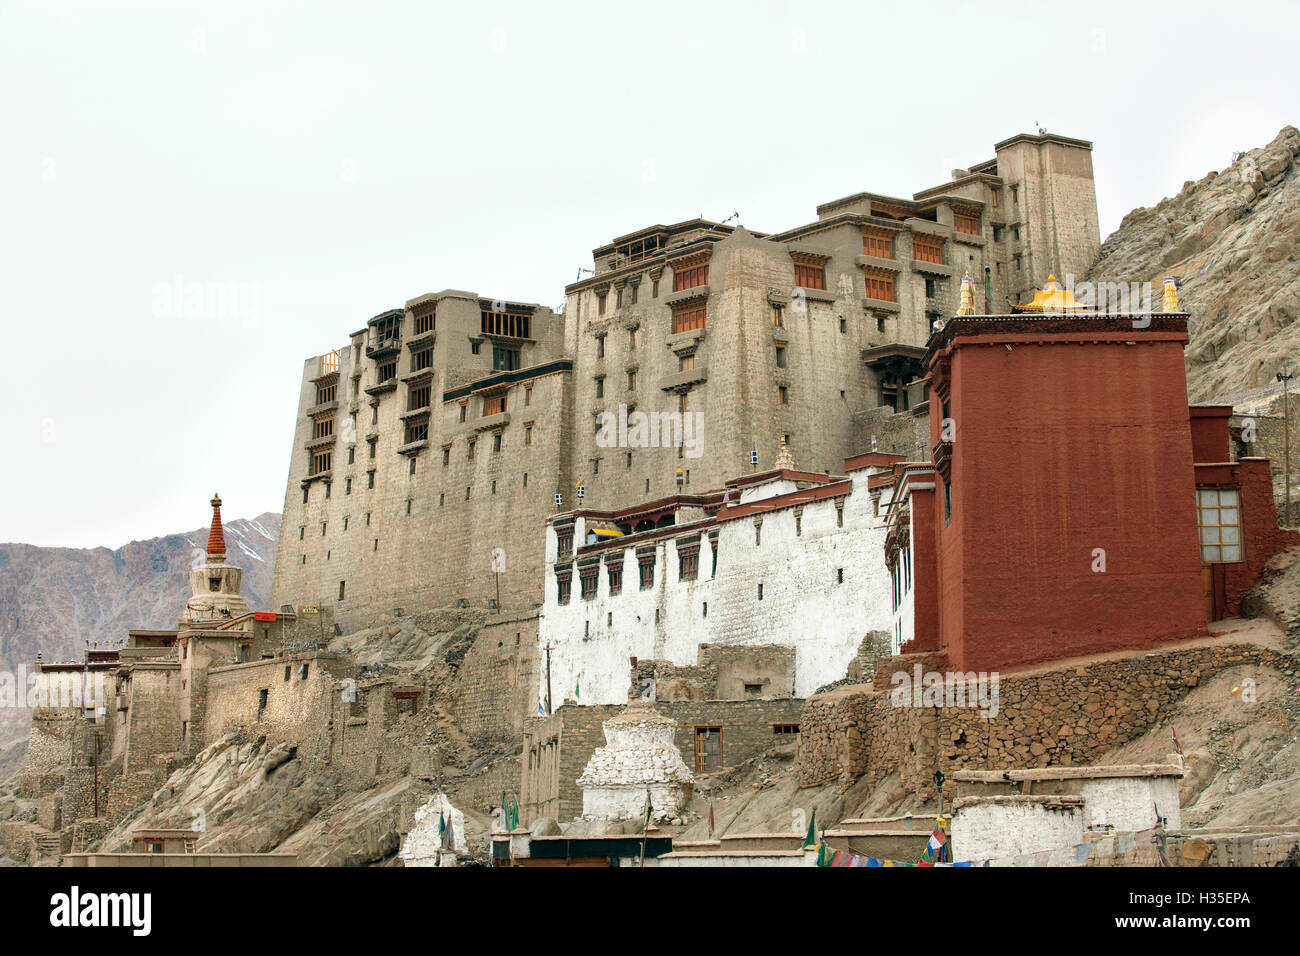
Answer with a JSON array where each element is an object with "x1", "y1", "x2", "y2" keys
[
  {"x1": 774, "y1": 436, "x2": 796, "y2": 471},
  {"x1": 957, "y1": 273, "x2": 976, "y2": 316},
  {"x1": 1162, "y1": 277, "x2": 1179, "y2": 312}
]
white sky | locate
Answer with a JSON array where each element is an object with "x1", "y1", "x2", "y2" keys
[{"x1": 2, "y1": 0, "x2": 1295, "y2": 549}]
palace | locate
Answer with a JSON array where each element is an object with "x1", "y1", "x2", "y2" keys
[{"x1": 271, "y1": 131, "x2": 1103, "y2": 631}]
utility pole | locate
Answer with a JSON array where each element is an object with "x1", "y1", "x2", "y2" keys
[
  {"x1": 1279, "y1": 360, "x2": 1295, "y2": 525},
  {"x1": 543, "y1": 642, "x2": 553, "y2": 715}
]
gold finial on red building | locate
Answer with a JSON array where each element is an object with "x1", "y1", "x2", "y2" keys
[
  {"x1": 1162, "y1": 277, "x2": 1179, "y2": 312},
  {"x1": 207, "y1": 492, "x2": 227, "y2": 561}
]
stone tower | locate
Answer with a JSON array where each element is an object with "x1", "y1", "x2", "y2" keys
[{"x1": 179, "y1": 493, "x2": 249, "y2": 627}]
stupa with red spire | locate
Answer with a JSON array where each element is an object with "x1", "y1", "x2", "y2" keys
[{"x1": 180, "y1": 492, "x2": 249, "y2": 627}]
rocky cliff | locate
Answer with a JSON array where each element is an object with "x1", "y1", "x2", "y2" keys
[
  {"x1": 1086, "y1": 124, "x2": 1300, "y2": 403},
  {"x1": 0, "y1": 513, "x2": 281, "y2": 752}
]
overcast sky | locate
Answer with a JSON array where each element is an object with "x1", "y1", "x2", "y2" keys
[{"x1": 2, "y1": 0, "x2": 1295, "y2": 549}]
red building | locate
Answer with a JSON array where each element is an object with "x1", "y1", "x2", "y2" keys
[{"x1": 882, "y1": 278, "x2": 1298, "y2": 673}]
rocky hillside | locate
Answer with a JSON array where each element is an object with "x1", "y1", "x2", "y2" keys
[
  {"x1": 0, "y1": 513, "x2": 281, "y2": 752},
  {"x1": 1086, "y1": 124, "x2": 1300, "y2": 403}
]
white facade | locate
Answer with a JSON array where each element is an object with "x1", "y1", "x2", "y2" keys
[
  {"x1": 951, "y1": 797, "x2": 1087, "y2": 863},
  {"x1": 1080, "y1": 776, "x2": 1181, "y2": 832},
  {"x1": 539, "y1": 465, "x2": 896, "y2": 706}
]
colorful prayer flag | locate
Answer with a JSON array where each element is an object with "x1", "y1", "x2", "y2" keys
[
  {"x1": 802, "y1": 810, "x2": 816, "y2": 849},
  {"x1": 917, "y1": 816, "x2": 948, "y2": 866}
]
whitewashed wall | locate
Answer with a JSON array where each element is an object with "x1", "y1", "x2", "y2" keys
[
  {"x1": 539, "y1": 467, "x2": 895, "y2": 704},
  {"x1": 1080, "y1": 777, "x2": 1181, "y2": 832},
  {"x1": 952, "y1": 800, "x2": 1086, "y2": 863}
]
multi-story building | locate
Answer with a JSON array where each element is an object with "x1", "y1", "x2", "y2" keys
[
  {"x1": 271, "y1": 132, "x2": 1102, "y2": 630},
  {"x1": 535, "y1": 449, "x2": 906, "y2": 708}
]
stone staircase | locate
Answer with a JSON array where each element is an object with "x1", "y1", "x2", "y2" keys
[{"x1": 32, "y1": 829, "x2": 63, "y2": 866}]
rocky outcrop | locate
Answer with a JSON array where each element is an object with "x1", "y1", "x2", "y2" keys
[{"x1": 1085, "y1": 124, "x2": 1300, "y2": 402}]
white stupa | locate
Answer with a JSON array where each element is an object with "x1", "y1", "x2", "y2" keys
[{"x1": 576, "y1": 701, "x2": 694, "y2": 821}]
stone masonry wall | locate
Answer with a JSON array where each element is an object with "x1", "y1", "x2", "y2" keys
[
  {"x1": 204, "y1": 652, "x2": 355, "y2": 757},
  {"x1": 797, "y1": 642, "x2": 1291, "y2": 798}
]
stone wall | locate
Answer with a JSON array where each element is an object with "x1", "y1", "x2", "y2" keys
[
  {"x1": 796, "y1": 642, "x2": 1290, "y2": 798},
  {"x1": 204, "y1": 652, "x2": 354, "y2": 755},
  {"x1": 455, "y1": 612, "x2": 540, "y2": 747},
  {"x1": 121, "y1": 663, "x2": 183, "y2": 771},
  {"x1": 852, "y1": 405, "x2": 930, "y2": 462},
  {"x1": 20, "y1": 709, "x2": 77, "y2": 792}
]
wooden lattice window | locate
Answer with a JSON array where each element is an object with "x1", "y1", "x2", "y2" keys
[
  {"x1": 405, "y1": 421, "x2": 428, "y2": 444},
  {"x1": 864, "y1": 271, "x2": 896, "y2": 302},
  {"x1": 409, "y1": 385, "x2": 431, "y2": 410},
  {"x1": 773, "y1": 723, "x2": 800, "y2": 735},
  {"x1": 313, "y1": 416, "x2": 334, "y2": 439},
  {"x1": 315, "y1": 382, "x2": 336, "y2": 404},
  {"x1": 794, "y1": 263, "x2": 825, "y2": 290},
  {"x1": 556, "y1": 567, "x2": 572, "y2": 605},
  {"x1": 862, "y1": 230, "x2": 893, "y2": 258},
  {"x1": 638, "y1": 553, "x2": 655, "y2": 590},
  {"x1": 1197, "y1": 487, "x2": 1242, "y2": 563},
  {"x1": 484, "y1": 394, "x2": 506, "y2": 416},
  {"x1": 913, "y1": 235, "x2": 944, "y2": 264},
  {"x1": 378, "y1": 361, "x2": 396, "y2": 382},
  {"x1": 414, "y1": 310, "x2": 435, "y2": 335},
  {"x1": 557, "y1": 527, "x2": 573, "y2": 556},
  {"x1": 607, "y1": 560, "x2": 623, "y2": 595},
  {"x1": 673, "y1": 263, "x2": 709, "y2": 292},
  {"x1": 954, "y1": 213, "x2": 980, "y2": 236},
  {"x1": 310, "y1": 450, "x2": 332, "y2": 475},
  {"x1": 580, "y1": 566, "x2": 599, "y2": 600},
  {"x1": 678, "y1": 545, "x2": 699, "y2": 581},
  {"x1": 412, "y1": 347, "x2": 433, "y2": 371},
  {"x1": 673, "y1": 305, "x2": 706, "y2": 334}
]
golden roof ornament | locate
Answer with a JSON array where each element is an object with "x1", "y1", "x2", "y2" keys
[
  {"x1": 774, "y1": 436, "x2": 796, "y2": 471},
  {"x1": 1162, "y1": 277, "x2": 1179, "y2": 312},
  {"x1": 1012, "y1": 273, "x2": 1095, "y2": 313},
  {"x1": 957, "y1": 273, "x2": 977, "y2": 316}
]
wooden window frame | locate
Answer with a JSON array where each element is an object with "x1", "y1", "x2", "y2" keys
[
  {"x1": 794, "y1": 263, "x2": 826, "y2": 290},
  {"x1": 1197, "y1": 487, "x2": 1243, "y2": 563},
  {"x1": 862, "y1": 229, "x2": 894, "y2": 259},
  {"x1": 672, "y1": 304, "x2": 706, "y2": 334},
  {"x1": 672, "y1": 263, "x2": 709, "y2": 293},
  {"x1": 912, "y1": 235, "x2": 945, "y2": 265}
]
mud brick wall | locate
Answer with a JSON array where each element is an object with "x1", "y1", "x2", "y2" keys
[
  {"x1": 205, "y1": 652, "x2": 354, "y2": 755},
  {"x1": 797, "y1": 642, "x2": 1292, "y2": 798},
  {"x1": 454, "y1": 613, "x2": 539, "y2": 747}
]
